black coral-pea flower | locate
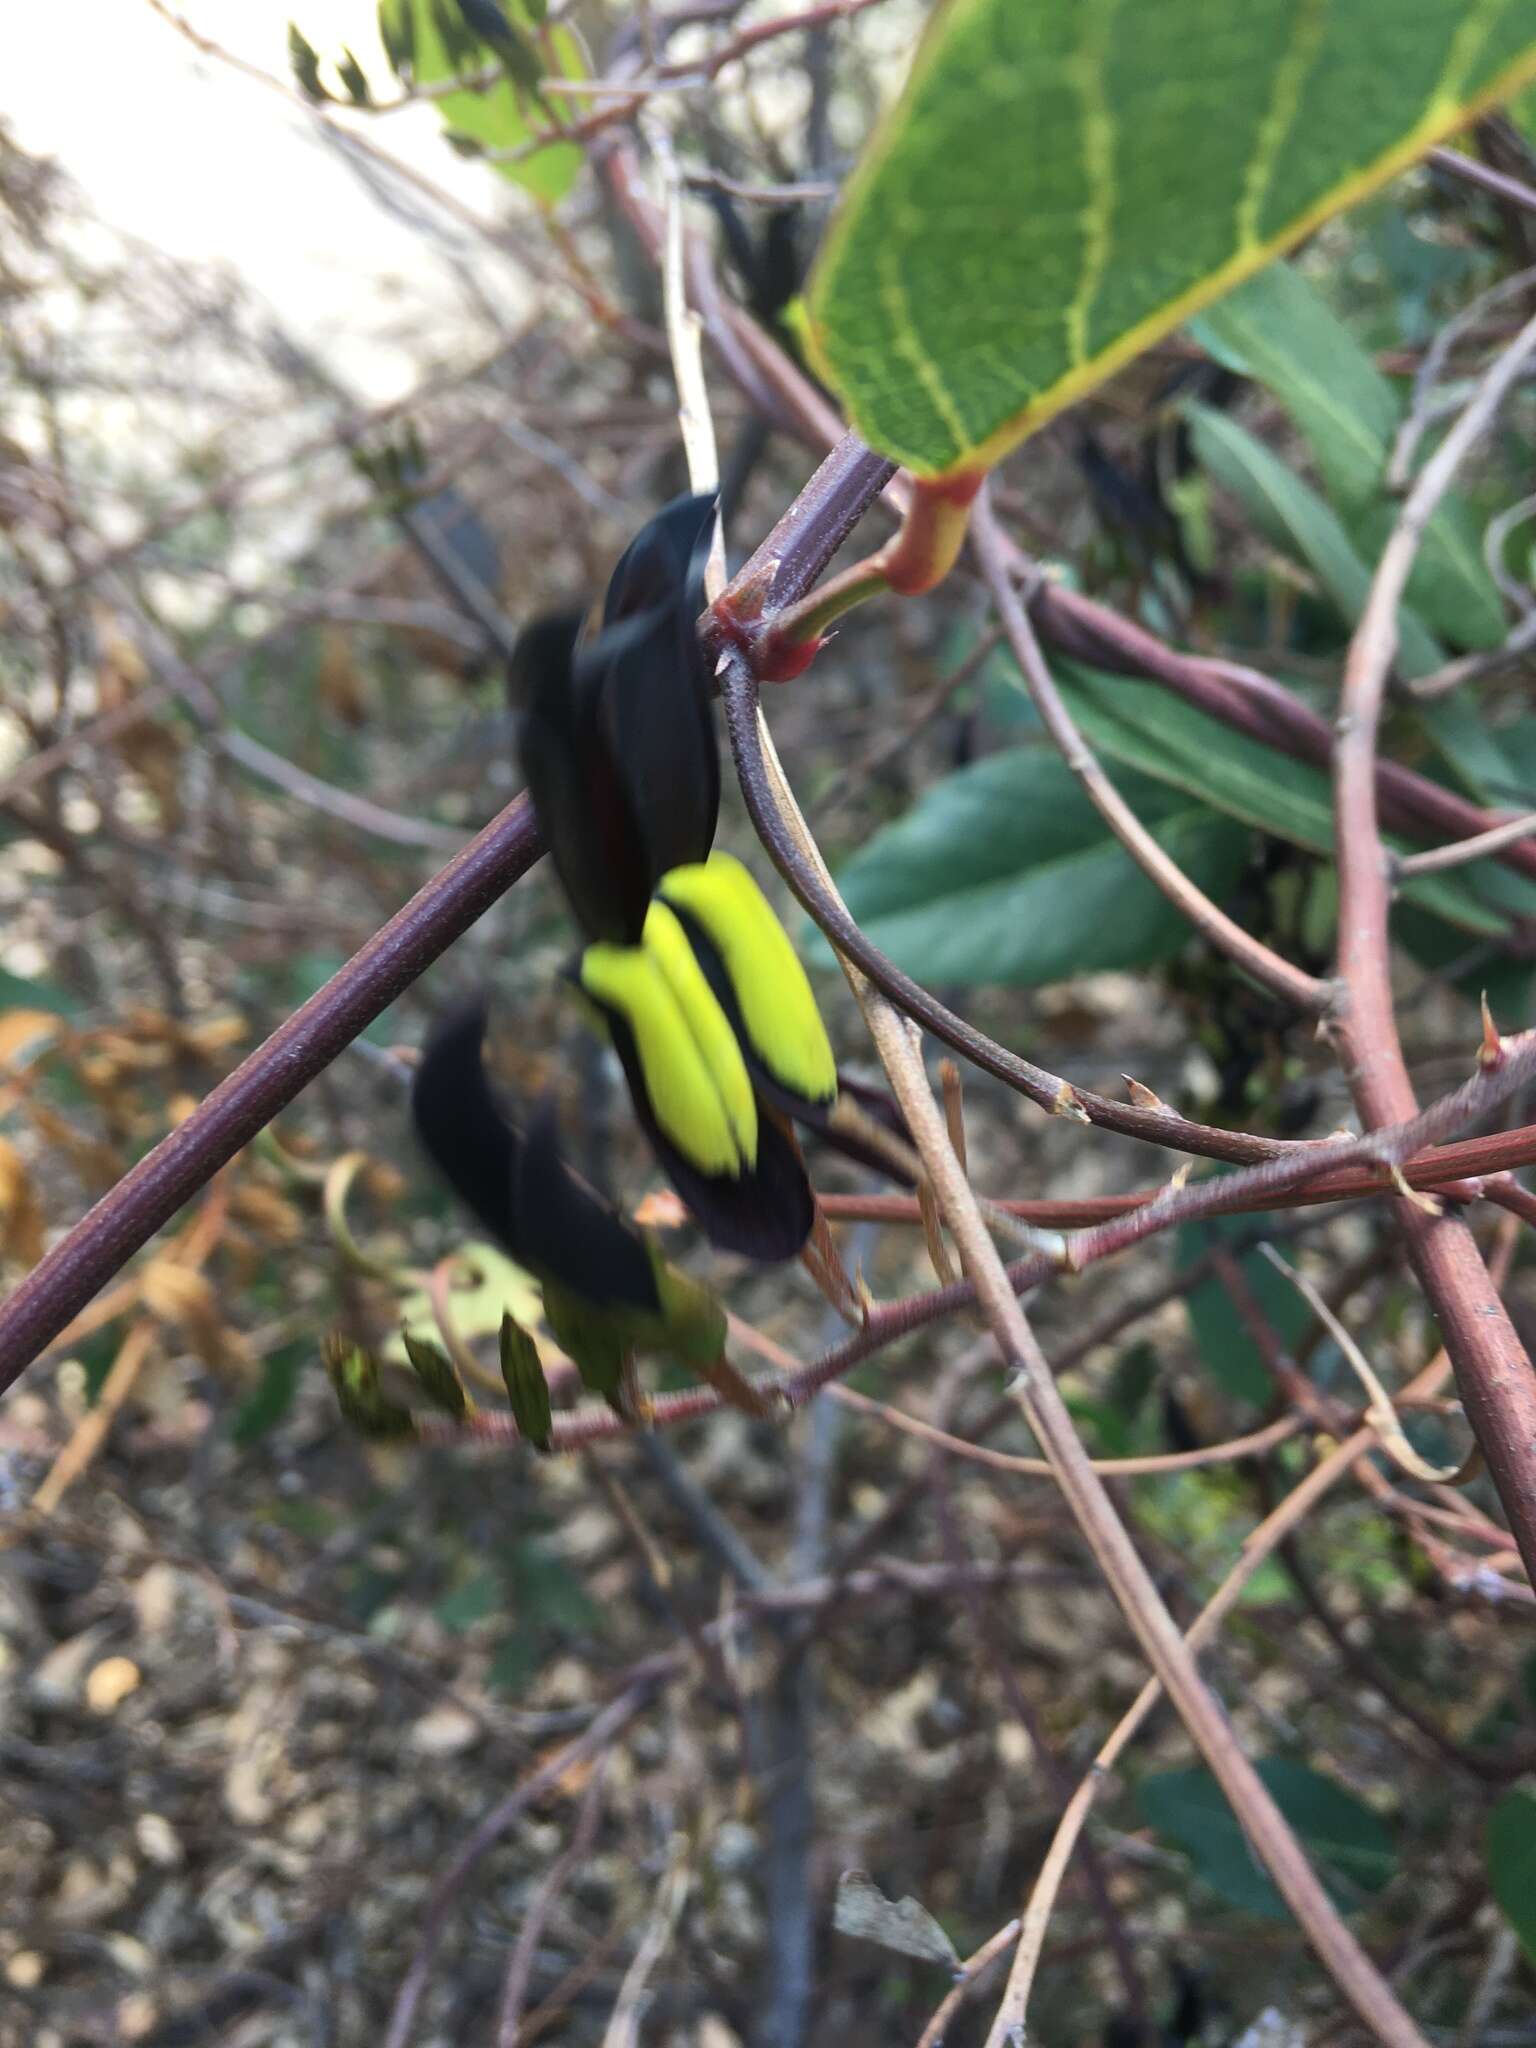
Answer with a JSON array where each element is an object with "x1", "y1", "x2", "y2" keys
[
  {"x1": 411, "y1": 1001, "x2": 727, "y2": 1406},
  {"x1": 511, "y1": 493, "x2": 839, "y2": 1261}
]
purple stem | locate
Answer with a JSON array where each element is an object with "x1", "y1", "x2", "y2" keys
[
  {"x1": 0, "y1": 797, "x2": 542, "y2": 1385},
  {"x1": 0, "y1": 438, "x2": 895, "y2": 1390}
]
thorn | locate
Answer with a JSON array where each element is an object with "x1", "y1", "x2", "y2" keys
[
  {"x1": 1123, "y1": 1073, "x2": 1166, "y2": 1111},
  {"x1": 1050, "y1": 1080, "x2": 1091, "y2": 1124},
  {"x1": 1478, "y1": 990, "x2": 1503, "y2": 1069},
  {"x1": 1168, "y1": 1162, "x2": 1192, "y2": 1192},
  {"x1": 714, "y1": 557, "x2": 777, "y2": 626},
  {"x1": 1389, "y1": 1164, "x2": 1443, "y2": 1216}
]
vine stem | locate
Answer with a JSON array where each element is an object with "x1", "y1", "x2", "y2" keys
[
  {"x1": 971, "y1": 493, "x2": 1332, "y2": 1014},
  {"x1": 721, "y1": 648, "x2": 1429, "y2": 2048},
  {"x1": 963, "y1": 1205, "x2": 1523, "y2": 2041},
  {"x1": 1334, "y1": 302, "x2": 1536, "y2": 1589},
  {"x1": 955, "y1": 1334, "x2": 1461, "y2": 2048},
  {"x1": 0, "y1": 796, "x2": 543, "y2": 1387}
]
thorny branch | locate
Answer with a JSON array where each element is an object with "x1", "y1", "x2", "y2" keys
[{"x1": 1333, "y1": 301, "x2": 1536, "y2": 1587}]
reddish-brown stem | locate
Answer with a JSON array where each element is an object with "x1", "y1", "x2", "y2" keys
[
  {"x1": 1027, "y1": 572, "x2": 1536, "y2": 887},
  {"x1": 593, "y1": 122, "x2": 1536, "y2": 893},
  {"x1": 1333, "y1": 307, "x2": 1536, "y2": 1587},
  {"x1": 972, "y1": 494, "x2": 1332, "y2": 1014},
  {"x1": 722, "y1": 647, "x2": 1536, "y2": 1193},
  {"x1": 750, "y1": 471, "x2": 986, "y2": 675},
  {"x1": 816, "y1": 1119, "x2": 1536, "y2": 1226},
  {"x1": 416, "y1": 1032, "x2": 1536, "y2": 1460},
  {"x1": 491, "y1": 0, "x2": 892, "y2": 163}
]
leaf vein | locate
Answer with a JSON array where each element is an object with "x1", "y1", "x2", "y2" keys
[
  {"x1": 1236, "y1": 0, "x2": 1330, "y2": 251},
  {"x1": 1065, "y1": 0, "x2": 1120, "y2": 369}
]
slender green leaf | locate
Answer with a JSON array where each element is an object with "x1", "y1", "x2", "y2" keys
[
  {"x1": 1185, "y1": 404, "x2": 1444, "y2": 677},
  {"x1": 1139, "y1": 1759, "x2": 1397, "y2": 1919},
  {"x1": 829, "y1": 751, "x2": 1250, "y2": 987},
  {"x1": 806, "y1": 1, "x2": 1536, "y2": 477},
  {"x1": 1193, "y1": 262, "x2": 1505, "y2": 646},
  {"x1": 1050, "y1": 663, "x2": 1522, "y2": 940},
  {"x1": 1487, "y1": 1781, "x2": 1536, "y2": 1965},
  {"x1": 1191, "y1": 262, "x2": 1399, "y2": 511}
]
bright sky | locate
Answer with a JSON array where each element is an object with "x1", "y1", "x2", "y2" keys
[{"x1": 7, "y1": 0, "x2": 528, "y2": 397}]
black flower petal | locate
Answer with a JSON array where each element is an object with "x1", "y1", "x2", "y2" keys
[
  {"x1": 597, "y1": 999, "x2": 814, "y2": 1261},
  {"x1": 412, "y1": 999, "x2": 659, "y2": 1312},
  {"x1": 512, "y1": 493, "x2": 721, "y2": 941},
  {"x1": 513, "y1": 611, "x2": 654, "y2": 945},
  {"x1": 593, "y1": 492, "x2": 720, "y2": 882}
]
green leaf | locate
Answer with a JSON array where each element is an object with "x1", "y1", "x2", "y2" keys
[
  {"x1": 1050, "y1": 662, "x2": 1523, "y2": 941},
  {"x1": 1185, "y1": 404, "x2": 1445, "y2": 678},
  {"x1": 1139, "y1": 1758, "x2": 1397, "y2": 1919},
  {"x1": 500, "y1": 1311, "x2": 552, "y2": 1449},
  {"x1": 287, "y1": 23, "x2": 330, "y2": 102},
  {"x1": 337, "y1": 46, "x2": 373, "y2": 107},
  {"x1": 1192, "y1": 262, "x2": 1505, "y2": 648},
  {"x1": 386, "y1": 1243, "x2": 543, "y2": 1367},
  {"x1": 829, "y1": 750, "x2": 1251, "y2": 987},
  {"x1": 1178, "y1": 1207, "x2": 1310, "y2": 1406},
  {"x1": 1395, "y1": 903, "x2": 1536, "y2": 1021},
  {"x1": 806, "y1": 2, "x2": 1536, "y2": 477},
  {"x1": 436, "y1": 1563, "x2": 502, "y2": 1632},
  {"x1": 1191, "y1": 262, "x2": 1399, "y2": 512},
  {"x1": 402, "y1": 1328, "x2": 467, "y2": 1416},
  {"x1": 231, "y1": 1342, "x2": 304, "y2": 1444},
  {"x1": 372, "y1": 0, "x2": 584, "y2": 202},
  {"x1": 1486, "y1": 1781, "x2": 1536, "y2": 1965}
]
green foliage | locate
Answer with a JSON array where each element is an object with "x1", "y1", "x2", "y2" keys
[
  {"x1": 1050, "y1": 662, "x2": 1528, "y2": 944},
  {"x1": 324, "y1": 1334, "x2": 415, "y2": 1439},
  {"x1": 231, "y1": 1342, "x2": 305, "y2": 1444},
  {"x1": 829, "y1": 750, "x2": 1250, "y2": 987},
  {"x1": 287, "y1": 24, "x2": 329, "y2": 103},
  {"x1": 374, "y1": 0, "x2": 585, "y2": 203},
  {"x1": 1185, "y1": 403, "x2": 1445, "y2": 677},
  {"x1": 499, "y1": 1311, "x2": 552, "y2": 1449},
  {"x1": 402, "y1": 1328, "x2": 467, "y2": 1416},
  {"x1": 1139, "y1": 1758, "x2": 1397, "y2": 1918},
  {"x1": 386, "y1": 1243, "x2": 544, "y2": 1374},
  {"x1": 1178, "y1": 1209, "x2": 1311, "y2": 1406},
  {"x1": 1181, "y1": 256, "x2": 1536, "y2": 1009},
  {"x1": 1192, "y1": 260, "x2": 1505, "y2": 649},
  {"x1": 806, "y1": 0, "x2": 1536, "y2": 476},
  {"x1": 830, "y1": 635, "x2": 1529, "y2": 1003},
  {"x1": 1487, "y1": 1781, "x2": 1536, "y2": 1964},
  {"x1": 0, "y1": 968, "x2": 78, "y2": 1015},
  {"x1": 1191, "y1": 261, "x2": 1401, "y2": 512}
]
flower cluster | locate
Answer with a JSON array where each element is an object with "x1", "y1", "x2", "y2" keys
[
  {"x1": 511, "y1": 492, "x2": 839, "y2": 1260},
  {"x1": 401, "y1": 496, "x2": 846, "y2": 1431}
]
